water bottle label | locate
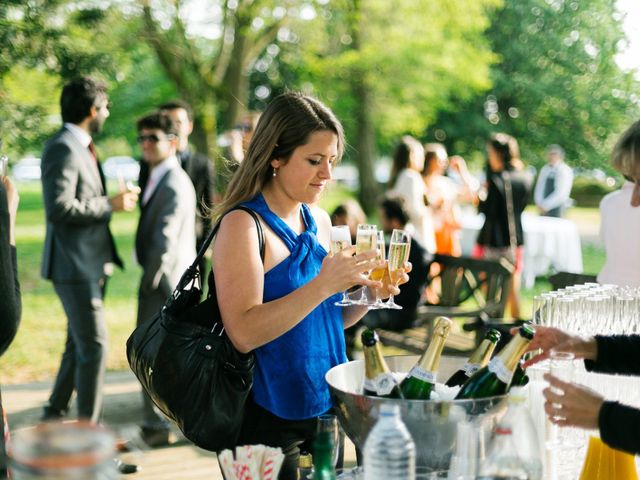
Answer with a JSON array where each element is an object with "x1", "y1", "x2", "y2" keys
[
  {"x1": 407, "y1": 366, "x2": 437, "y2": 384},
  {"x1": 463, "y1": 362, "x2": 480, "y2": 377},
  {"x1": 488, "y1": 357, "x2": 513, "y2": 384},
  {"x1": 364, "y1": 373, "x2": 397, "y2": 396}
]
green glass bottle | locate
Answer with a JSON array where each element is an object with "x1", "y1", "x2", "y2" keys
[
  {"x1": 445, "y1": 328, "x2": 501, "y2": 387},
  {"x1": 361, "y1": 328, "x2": 403, "y2": 398},
  {"x1": 455, "y1": 323, "x2": 535, "y2": 400},
  {"x1": 510, "y1": 358, "x2": 530, "y2": 388},
  {"x1": 312, "y1": 431, "x2": 336, "y2": 480},
  {"x1": 399, "y1": 317, "x2": 453, "y2": 400}
]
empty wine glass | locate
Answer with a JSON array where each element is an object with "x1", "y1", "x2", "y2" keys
[
  {"x1": 354, "y1": 224, "x2": 377, "y2": 305},
  {"x1": 368, "y1": 230, "x2": 387, "y2": 309},
  {"x1": 331, "y1": 225, "x2": 355, "y2": 307},
  {"x1": 385, "y1": 229, "x2": 410, "y2": 310}
]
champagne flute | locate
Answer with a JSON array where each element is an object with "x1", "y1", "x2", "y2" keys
[
  {"x1": 331, "y1": 225, "x2": 355, "y2": 307},
  {"x1": 354, "y1": 224, "x2": 377, "y2": 305},
  {"x1": 386, "y1": 229, "x2": 411, "y2": 310},
  {"x1": 369, "y1": 230, "x2": 387, "y2": 309}
]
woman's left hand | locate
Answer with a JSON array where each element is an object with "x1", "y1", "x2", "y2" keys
[
  {"x1": 377, "y1": 261, "x2": 412, "y2": 299},
  {"x1": 543, "y1": 373, "x2": 604, "y2": 430}
]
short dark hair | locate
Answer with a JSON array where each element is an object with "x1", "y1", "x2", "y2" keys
[
  {"x1": 60, "y1": 77, "x2": 108, "y2": 124},
  {"x1": 136, "y1": 111, "x2": 179, "y2": 137},
  {"x1": 159, "y1": 100, "x2": 193, "y2": 121},
  {"x1": 488, "y1": 132, "x2": 520, "y2": 171},
  {"x1": 380, "y1": 196, "x2": 410, "y2": 226}
]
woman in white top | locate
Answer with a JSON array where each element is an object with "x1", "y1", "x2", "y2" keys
[
  {"x1": 598, "y1": 120, "x2": 640, "y2": 287},
  {"x1": 388, "y1": 136, "x2": 436, "y2": 252}
]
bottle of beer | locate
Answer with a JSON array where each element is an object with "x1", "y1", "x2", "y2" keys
[
  {"x1": 361, "y1": 328, "x2": 403, "y2": 398},
  {"x1": 445, "y1": 328, "x2": 501, "y2": 387},
  {"x1": 312, "y1": 431, "x2": 336, "y2": 480},
  {"x1": 455, "y1": 323, "x2": 535, "y2": 400},
  {"x1": 399, "y1": 317, "x2": 453, "y2": 400}
]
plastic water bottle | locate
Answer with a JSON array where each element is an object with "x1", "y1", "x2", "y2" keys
[
  {"x1": 502, "y1": 387, "x2": 543, "y2": 480},
  {"x1": 363, "y1": 403, "x2": 415, "y2": 480}
]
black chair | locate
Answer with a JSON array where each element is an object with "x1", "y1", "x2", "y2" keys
[{"x1": 376, "y1": 254, "x2": 514, "y2": 355}]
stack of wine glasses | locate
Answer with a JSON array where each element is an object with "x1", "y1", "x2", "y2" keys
[
  {"x1": 532, "y1": 282, "x2": 640, "y2": 336},
  {"x1": 330, "y1": 224, "x2": 410, "y2": 310}
]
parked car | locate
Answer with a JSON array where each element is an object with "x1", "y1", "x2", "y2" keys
[
  {"x1": 11, "y1": 156, "x2": 41, "y2": 181},
  {"x1": 102, "y1": 156, "x2": 140, "y2": 182}
]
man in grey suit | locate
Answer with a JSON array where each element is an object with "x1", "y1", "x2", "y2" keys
[
  {"x1": 135, "y1": 112, "x2": 196, "y2": 446},
  {"x1": 41, "y1": 77, "x2": 139, "y2": 423}
]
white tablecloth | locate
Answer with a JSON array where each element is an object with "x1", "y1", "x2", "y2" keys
[{"x1": 460, "y1": 212, "x2": 583, "y2": 288}]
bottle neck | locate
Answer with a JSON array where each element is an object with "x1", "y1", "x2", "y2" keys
[
  {"x1": 417, "y1": 332, "x2": 447, "y2": 373},
  {"x1": 363, "y1": 342, "x2": 390, "y2": 379},
  {"x1": 467, "y1": 338, "x2": 498, "y2": 367},
  {"x1": 496, "y1": 334, "x2": 531, "y2": 372}
]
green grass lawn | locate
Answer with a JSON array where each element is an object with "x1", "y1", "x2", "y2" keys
[{"x1": 0, "y1": 181, "x2": 605, "y2": 384}]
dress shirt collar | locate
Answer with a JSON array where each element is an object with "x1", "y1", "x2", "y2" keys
[
  {"x1": 63, "y1": 123, "x2": 92, "y2": 149},
  {"x1": 142, "y1": 155, "x2": 179, "y2": 205}
]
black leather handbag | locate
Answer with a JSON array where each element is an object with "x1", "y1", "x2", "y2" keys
[{"x1": 126, "y1": 206, "x2": 264, "y2": 452}]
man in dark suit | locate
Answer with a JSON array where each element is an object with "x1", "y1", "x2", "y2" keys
[
  {"x1": 135, "y1": 112, "x2": 196, "y2": 446},
  {"x1": 40, "y1": 77, "x2": 138, "y2": 423},
  {"x1": 139, "y1": 100, "x2": 215, "y2": 276}
]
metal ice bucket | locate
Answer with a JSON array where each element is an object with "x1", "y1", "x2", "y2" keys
[{"x1": 326, "y1": 355, "x2": 507, "y2": 471}]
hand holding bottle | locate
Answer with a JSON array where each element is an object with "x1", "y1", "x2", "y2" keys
[
  {"x1": 542, "y1": 373, "x2": 604, "y2": 430},
  {"x1": 517, "y1": 325, "x2": 598, "y2": 368}
]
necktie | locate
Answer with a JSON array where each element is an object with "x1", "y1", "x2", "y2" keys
[
  {"x1": 88, "y1": 141, "x2": 106, "y2": 192},
  {"x1": 88, "y1": 141, "x2": 98, "y2": 162}
]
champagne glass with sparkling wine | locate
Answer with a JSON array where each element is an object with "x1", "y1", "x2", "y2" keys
[
  {"x1": 385, "y1": 229, "x2": 410, "y2": 309},
  {"x1": 331, "y1": 225, "x2": 356, "y2": 307},
  {"x1": 369, "y1": 230, "x2": 388, "y2": 309},
  {"x1": 354, "y1": 224, "x2": 377, "y2": 305}
]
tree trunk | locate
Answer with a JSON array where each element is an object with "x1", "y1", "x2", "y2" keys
[
  {"x1": 349, "y1": 0, "x2": 378, "y2": 214},
  {"x1": 352, "y1": 78, "x2": 379, "y2": 213}
]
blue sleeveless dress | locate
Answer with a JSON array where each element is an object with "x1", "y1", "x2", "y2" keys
[{"x1": 240, "y1": 194, "x2": 347, "y2": 420}]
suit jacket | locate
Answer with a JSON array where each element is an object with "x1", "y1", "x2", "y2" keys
[
  {"x1": 41, "y1": 127, "x2": 122, "y2": 282},
  {"x1": 135, "y1": 165, "x2": 196, "y2": 301},
  {"x1": 139, "y1": 148, "x2": 215, "y2": 247}
]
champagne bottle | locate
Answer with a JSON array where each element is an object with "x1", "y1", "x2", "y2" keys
[
  {"x1": 510, "y1": 361, "x2": 530, "y2": 388},
  {"x1": 312, "y1": 431, "x2": 336, "y2": 480},
  {"x1": 298, "y1": 452, "x2": 313, "y2": 480},
  {"x1": 399, "y1": 317, "x2": 453, "y2": 400},
  {"x1": 455, "y1": 323, "x2": 535, "y2": 400},
  {"x1": 445, "y1": 328, "x2": 502, "y2": 387},
  {"x1": 361, "y1": 328, "x2": 403, "y2": 398}
]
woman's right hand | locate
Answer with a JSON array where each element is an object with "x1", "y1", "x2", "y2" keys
[
  {"x1": 318, "y1": 246, "x2": 383, "y2": 296},
  {"x1": 514, "y1": 325, "x2": 598, "y2": 367}
]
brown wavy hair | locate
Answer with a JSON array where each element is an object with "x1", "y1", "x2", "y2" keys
[{"x1": 214, "y1": 92, "x2": 345, "y2": 219}]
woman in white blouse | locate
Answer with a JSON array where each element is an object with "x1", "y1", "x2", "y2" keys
[{"x1": 388, "y1": 136, "x2": 436, "y2": 253}]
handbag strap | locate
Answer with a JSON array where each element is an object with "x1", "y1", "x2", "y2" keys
[
  {"x1": 175, "y1": 206, "x2": 265, "y2": 291},
  {"x1": 502, "y1": 171, "x2": 518, "y2": 258}
]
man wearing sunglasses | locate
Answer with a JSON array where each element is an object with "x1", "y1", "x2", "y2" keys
[
  {"x1": 137, "y1": 100, "x2": 215, "y2": 281},
  {"x1": 134, "y1": 112, "x2": 196, "y2": 447},
  {"x1": 40, "y1": 77, "x2": 139, "y2": 426}
]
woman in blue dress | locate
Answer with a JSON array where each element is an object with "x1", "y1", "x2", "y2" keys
[{"x1": 212, "y1": 92, "x2": 408, "y2": 478}]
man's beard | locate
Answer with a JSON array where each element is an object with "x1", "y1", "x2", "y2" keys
[{"x1": 89, "y1": 117, "x2": 104, "y2": 135}]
